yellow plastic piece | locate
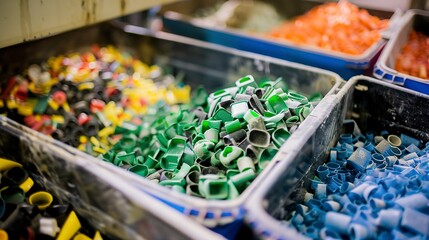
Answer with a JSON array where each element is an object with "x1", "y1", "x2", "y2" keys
[
  {"x1": 172, "y1": 86, "x2": 191, "y2": 104},
  {"x1": 97, "y1": 127, "x2": 115, "y2": 138},
  {"x1": 17, "y1": 105, "x2": 33, "y2": 116},
  {"x1": 73, "y1": 233, "x2": 92, "y2": 240},
  {"x1": 78, "y1": 82, "x2": 95, "y2": 91},
  {"x1": 0, "y1": 101, "x2": 4, "y2": 108},
  {"x1": 78, "y1": 144, "x2": 86, "y2": 152},
  {"x1": 19, "y1": 176, "x2": 34, "y2": 193},
  {"x1": 6, "y1": 100, "x2": 17, "y2": 109},
  {"x1": 57, "y1": 211, "x2": 81, "y2": 240},
  {"x1": 0, "y1": 229, "x2": 8, "y2": 240},
  {"x1": 90, "y1": 137, "x2": 100, "y2": 147},
  {"x1": 0, "y1": 157, "x2": 22, "y2": 171},
  {"x1": 29, "y1": 191, "x2": 53, "y2": 210},
  {"x1": 79, "y1": 136, "x2": 88, "y2": 143},
  {"x1": 93, "y1": 146, "x2": 107, "y2": 155},
  {"x1": 93, "y1": 231, "x2": 103, "y2": 240},
  {"x1": 48, "y1": 99, "x2": 59, "y2": 110},
  {"x1": 62, "y1": 102, "x2": 70, "y2": 112},
  {"x1": 52, "y1": 115, "x2": 65, "y2": 124}
]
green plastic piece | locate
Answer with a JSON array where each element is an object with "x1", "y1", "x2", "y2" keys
[
  {"x1": 209, "y1": 89, "x2": 230, "y2": 100},
  {"x1": 225, "y1": 119, "x2": 242, "y2": 134},
  {"x1": 219, "y1": 146, "x2": 244, "y2": 168},
  {"x1": 235, "y1": 75, "x2": 257, "y2": 89},
  {"x1": 258, "y1": 148, "x2": 278, "y2": 170},
  {"x1": 129, "y1": 164, "x2": 149, "y2": 177},
  {"x1": 143, "y1": 155, "x2": 158, "y2": 169},
  {"x1": 115, "y1": 121, "x2": 136, "y2": 134},
  {"x1": 193, "y1": 140, "x2": 215, "y2": 160},
  {"x1": 237, "y1": 156, "x2": 255, "y2": 172},
  {"x1": 182, "y1": 145, "x2": 196, "y2": 167},
  {"x1": 299, "y1": 106, "x2": 312, "y2": 122},
  {"x1": 243, "y1": 109, "x2": 260, "y2": 123},
  {"x1": 198, "y1": 175, "x2": 228, "y2": 200},
  {"x1": 172, "y1": 163, "x2": 191, "y2": 180},
  {"x1": 114, "y1": 151, "x2": 135, "y2": 166},
  {"x1": 186, "y1": 170, "x2": 200, "y2": 185},
  {"x1": 213, "y1": 108, "x2": 233, "y2": 122},
  {"x1": 159, "y1": 178, "x2": 186, "y2": 187},
  {"x1": 156, "y1": 132, "x2": 169, "y2": 148},
  {"x1": 165, "y1": 123, "x2": 178, "y2": 139},
  {"x1": 230, "y1": 169, "x2": 256, "y2": 188},
  {"x1": 204, "y1": 128, "x2": 219, "y2": 143},
  {"x1": 210, "y1": 149, "x2": 222, "y2": 166},
  {"x1": 202, "y1": 119, "x2": 222, "y2": 132},
  {"x1": 192, "y1": 87, "x2": 208, "y2": 106},
  {"x1": 288, "y1": 91, "x2": 308, "y2": 104},
  {"x1": 309, "y1": 92, "x2": 323, "y2": 102},
  {"x1": 2, "y1": 187, "x2": 25, "y2": 204},
  {"x1": 119, "y1": 134, "x2": 137, "y2": 153},
  {"x1": 266, "y1": 94, "x2": 288, "y2": 114},
  {"x1": 34, "y1": 96, "x2": 49, "y2": 114},
  {"x1": 286, "y1": 116, "x2": 300, "y2": 128},
  {"x1": 273, "y1": 128, "x2": 291, "y2": 148},
  {"x1": 160, "y1": 137, "x2": 187, "y2": 171}
]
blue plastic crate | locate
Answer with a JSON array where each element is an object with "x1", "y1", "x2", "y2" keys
[
  {"x1": 373, "y1": 10, "x2": 429, "y2": 94},
  {"x1": 161, "y1": 1, "x2": 399, "y2": 79}
]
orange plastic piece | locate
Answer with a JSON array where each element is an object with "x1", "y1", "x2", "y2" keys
[
  {"x1": 395, "y1": 30, "x2": 429, "y2": 80},
  {"x1": 268, "y1": 1, "x2": 388, "y2": 55}
]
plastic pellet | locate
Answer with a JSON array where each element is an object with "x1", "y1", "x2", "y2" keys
[
  {"x1": 0, "y1": 157, "x2": 105, "y2": 239},
  {"x1": 269, "y1": 1, "x2": 388, "y2": 55},
  {"x1": 287, "y1": 125, "x2": 429, "y2": 239},
  {"x1": 3, "y1": 45, "x2": 190, "y2": 157},
  {"x1": 93, "y1": 75, "x2": 320, "y2": 200}
]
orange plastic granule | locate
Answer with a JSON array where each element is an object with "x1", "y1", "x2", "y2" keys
[
  {"x1": 395, "y1": 30, "x2": 429, "y2": 80},
  {"x1": 268, "y1": 1, "x2": 388, "y2": 55}
]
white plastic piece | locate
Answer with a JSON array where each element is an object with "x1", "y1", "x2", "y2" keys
[
  {"x1": 231, "y1": 101, "x2": 249, "y2": 119},
  {"x1": 39, "y1": 217, "x2": 60, "y2": 237}
]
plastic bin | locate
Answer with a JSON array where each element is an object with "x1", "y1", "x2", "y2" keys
[
  {"x1": 244, "y1": 75, "x2": 429, "y2": 239},
  {"x1": 0, "y1": 21, "x2": 343, "y2": 238},
  {"x1": 373, "y1": 9, "x2": 429, "y2": 94},
  {"x1": 0, "y1": 116, "x2": 224, "y2": 240},
  {"x1": 160, "y1": 0, "x2": 398, "y2": 79}
]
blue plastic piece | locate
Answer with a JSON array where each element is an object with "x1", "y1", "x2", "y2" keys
[
  {"x1": 325, "y1": 212, "x2": 352, "y2": 235},
  {"x1": 401, "y1": 134, "x2": 421, "y2": 148},
  {"x1": 395, "y1": 193, "x2": 429, "y2": 210},
  {"x1": 347, "y1": 147, "x2": 371, "y2": 172},
  {"x1": 406, "y1": 144, "x2": 421, "y2": 154},
  {"x1": 339, "y1": 134, "x2": 353, "y2": 144},
  {"x1": 401, "y1": 207, "x2": 429, "y2": 236}
]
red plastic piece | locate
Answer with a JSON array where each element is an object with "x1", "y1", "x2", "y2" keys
[
  {"x1": 90, "y1": 99, "x2": 105, "y2": 113},
  {"x1": 78, "y1": 113, "x2": 91, "y2": 126},
  {"x1": 52, "y1": 91, "x2": 67, "y2": 105}
]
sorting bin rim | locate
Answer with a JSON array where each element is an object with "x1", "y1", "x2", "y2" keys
[
  {"x1": 0, "y1": 116, "x2": 225, "y2": 240},
  {"x1": 374, "y1": 9, "x2": 429, "y2": 86},
  {"x1": 243, "y1": 75, "x2": 429, "y2": 239}
]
